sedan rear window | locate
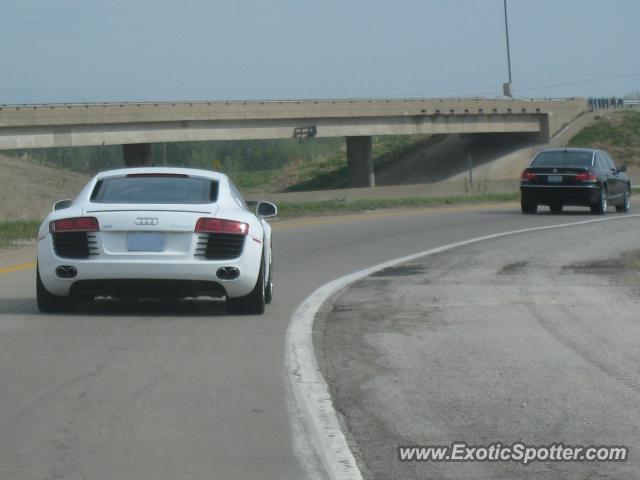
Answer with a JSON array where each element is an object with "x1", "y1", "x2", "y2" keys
[
  {"x1": 531, "y1": 151, "x2": 593, "y2": 167},
  {"x1": 90, "y1": 175, "x2": 218, "y2": 204}
]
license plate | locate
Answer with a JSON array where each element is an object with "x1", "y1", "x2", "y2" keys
[
  {"x1": 547, "y1": 175, "x2": 563, "y2": 184},
  {"x1": 127, "y1": 232, "x2": 165, "y2": 252}
]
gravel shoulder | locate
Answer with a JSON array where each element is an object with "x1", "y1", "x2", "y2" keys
[{"x1": 318, "y1": 216, "x2": 640, "y2": 480}]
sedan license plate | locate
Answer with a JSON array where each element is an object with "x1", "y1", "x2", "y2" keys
[
  {"x1": 127, "y1": 232, "x2": 165, "y2": 252},
  {"x1": 547, "y1": 175, "x2": 563, "y2": 184}
]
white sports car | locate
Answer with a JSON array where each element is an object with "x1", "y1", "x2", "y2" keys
[{"x1": 36, "y1": 167, "x2": 276, "y2": 314}]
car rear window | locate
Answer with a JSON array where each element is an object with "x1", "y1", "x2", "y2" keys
[
  {"x1": 90, "y1": 175, "x2": 218, "y2": 204},
  {"x1": 531, "y1": 151, "x2": 593, "y2": 167}
]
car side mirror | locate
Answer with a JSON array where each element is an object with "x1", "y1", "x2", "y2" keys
[
  {"x1": 53, "y1": 199, "x2": 73, "y2": 211},
  {"x1": 618, "y1": 165, "x2": 627, "y2": 173},
  {"x1": 256, "y1": 201, "x2": 277, "y2": 218}
]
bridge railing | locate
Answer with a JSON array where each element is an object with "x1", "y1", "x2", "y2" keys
[{"x1": 0, "y1": 97, "x2": 582, "y2": 109}]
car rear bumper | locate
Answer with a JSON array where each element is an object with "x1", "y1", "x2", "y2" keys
[
  {"x1": 520, "y1": 184, "x2": 600, "y2": 206},
  {"x1": 37, "y1": 235, "x2": 262, "y2": 299}
]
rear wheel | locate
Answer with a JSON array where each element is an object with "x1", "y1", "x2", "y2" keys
[
  {"x1": 521, "y1": 199, "x2": 537, "y2": 214},
  {"x1": 36, "y1": 267, "x2": 77, "y2": 313},
  {"x1": 616, "y1": 188, "x2": 631, "y2": 213},
  {"x1": 226, "y1": 255, "x2": 266, "y2": 315},
  {"x1": 549, "y1": 204, "x2": 563, "y2": 213},
  {"x1": 591, "y1": 186, "x2": 607, "y2": 215}
]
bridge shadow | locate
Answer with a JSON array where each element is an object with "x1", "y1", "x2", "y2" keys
[{"x1": 376, "y1": 132, "x2": 539, "y2": 187}]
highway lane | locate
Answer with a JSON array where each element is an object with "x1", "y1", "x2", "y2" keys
[
  {"x1": 0, "y1": 205, "x2": 616, "y2": 480},
  {"x1": 320, "y1": 215, "x2": 640, "y2": 479}
]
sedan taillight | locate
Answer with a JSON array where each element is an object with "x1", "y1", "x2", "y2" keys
[
  {"x1": 575, "y1": 172, "x2": 598, "y2": 182},
  {"x1": 195, "y1": 218, "x2": 249, "y2": 235},
  {"x1": 520, "y1": 170, "x2": 537, "y2": 182},
  {"x1": 49, "y1": 217, "x2": 100, "y2": 233}
]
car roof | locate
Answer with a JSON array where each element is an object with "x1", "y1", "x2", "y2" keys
[{"x1": 94, "y1": 166, "x2": 228, "y2": 181}]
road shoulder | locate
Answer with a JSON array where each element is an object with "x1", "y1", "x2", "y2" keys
[{"x1": 317, "y1": 219, "x2": 640, "y2": 479}]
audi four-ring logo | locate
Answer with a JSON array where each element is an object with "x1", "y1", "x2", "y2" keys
[{"x1": 135, "y1": 217, "x2": 159, "y2": 225}]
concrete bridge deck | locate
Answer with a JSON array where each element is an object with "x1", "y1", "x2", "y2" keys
[{"x1": 0, "y1": 97, "x2": 586, "y2": 186}]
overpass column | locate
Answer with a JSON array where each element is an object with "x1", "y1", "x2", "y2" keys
[
  {"x1": 538, "y1": 114, "x2": 551, "y2": 142},
  {"x1": 346, "y1": 136, "x2": 374, "y2": 187},
  {"x1": 122, "y1": 143, "x2": 152, "y2": 167}
]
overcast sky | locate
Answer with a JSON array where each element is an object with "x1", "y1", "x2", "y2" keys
[{"x1": 1, "y1": 0, "x2": 638, "y2": 104}]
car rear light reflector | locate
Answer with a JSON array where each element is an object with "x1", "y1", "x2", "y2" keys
[
  {"x1": 520, "y1": 170, "x2": 537, "y2": 181},
  {"x1": 50, "y1": 217, "x2": 100, "y2": 233},
  {"x1": 575, "y1": 172, "x2": 598, "y2": 182},
  {"x1": 195, "y1": 218, "x2": 249, "y2": 235}
]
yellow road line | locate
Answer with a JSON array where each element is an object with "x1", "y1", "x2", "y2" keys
[{"x1": 0, "y1": 261, "x2": 36, "y2": 276}]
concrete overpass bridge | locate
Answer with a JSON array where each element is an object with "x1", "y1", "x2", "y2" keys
[{"x1": 0, "y1": 97, "x2": 586, "y2": 187}]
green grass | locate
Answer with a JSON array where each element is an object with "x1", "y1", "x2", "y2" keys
[
  {"x1": 0, "y1": 220, "x2": 40, "y2": 249},
  {"x1": 226, "y1": 169, "x2": 280, "y2": 191},
  {"x1": 568, "y1": 111, "x2": 640, "y2": 166},
  {"x1": 277, "y1": 193, "x2": 520, "y2": 218},
  {"x1": 281, "y1": 152, "x2": 348, "y2": 192}
]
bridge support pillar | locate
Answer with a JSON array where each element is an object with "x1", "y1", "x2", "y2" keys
[
  {"x1": 122, "y1": 143, "x2": 152, "y2": 167},
  {"x1": 346, "y1": 136, "x2": 374, "y2": 187},
  {"x1": 538, "y1": 114, "x2": 551, "y2": 142}
]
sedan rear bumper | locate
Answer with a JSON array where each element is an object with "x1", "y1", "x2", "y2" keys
[{"x1": 520, "y1": 184, "x2": 600, "y2": 206}]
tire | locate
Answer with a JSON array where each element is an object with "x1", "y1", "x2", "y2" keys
[
  {"x1": 36, "y1": 267, "x2": 77, "y2": 313},
  {"x1": 590, "y1": 186, "x2": 607, "y2": 215},
  {"x1": 226, "y1": 254, "x2": 266, "y2": 315},
  {"x1": 521, "y1": 199, "x2": 537, "y2": 215},
  {"x1": 616, "y1": 188, "x2": 631, "y2": 213},
  {"x1": 549, "y1": 204, "x2": 563, "y2": 213}
]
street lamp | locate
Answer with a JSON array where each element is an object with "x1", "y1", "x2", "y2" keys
[{"x1": 502, "y1": 0, "x2": 513, "y2": 97}]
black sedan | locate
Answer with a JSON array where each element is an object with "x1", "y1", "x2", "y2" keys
[{"x1": 520, "y1": 148, "x2": 631, "y2": 214}]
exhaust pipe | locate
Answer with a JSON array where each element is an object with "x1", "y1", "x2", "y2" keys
[
  {"x1": 55, "y1": 266, "x2": 77, "y2": 278},
  {"x1": 216, "y1": 267, "x2": 240, "y2": 280}
]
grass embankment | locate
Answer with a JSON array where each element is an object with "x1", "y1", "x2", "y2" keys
[
  {"x1": 281, "y1": 135, "x2": 438, "y2": 192},
  {"x1": 227, "y1": 135, "x2": 438, "y2": 193},
  {"x1": 0, "y1": 220, "x2": 39, "y2": 249},
  {"x1": 568, "y1": 111, "x2": 640, "y2": 166}
]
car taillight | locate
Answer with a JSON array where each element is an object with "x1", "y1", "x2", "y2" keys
[
  {"x1": 520, "y1": 170, "x2": 537, "y2": 182},
  {"x1": 195, "y1": 218, "x2": 249, "y2": 235},
  {"x1": 49, "y1": 217, "x2": 100, "y2": 233},
  {"x1": 575, "y1": 172, "x2": 597, "y2": 182}
]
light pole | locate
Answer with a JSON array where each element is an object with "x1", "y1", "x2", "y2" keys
[{"x1": 502, "y1": 0, "x2": 513, "y2": 97}]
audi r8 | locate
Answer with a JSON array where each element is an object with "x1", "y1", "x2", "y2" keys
[{"x1": 36, "y1": 167, "x2": 276, "y2": 314}]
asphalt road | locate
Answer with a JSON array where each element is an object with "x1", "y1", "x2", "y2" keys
[
  {"x1": 0, "y1": 205, "x2": 631, "y2": 480},
  {"x1": 320, "y1": 214, "x2": 640, "y2": 479}
]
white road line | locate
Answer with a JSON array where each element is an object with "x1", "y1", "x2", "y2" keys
[{"x1": 284, "y1": 213, "x2": 640, "y2": 480}]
